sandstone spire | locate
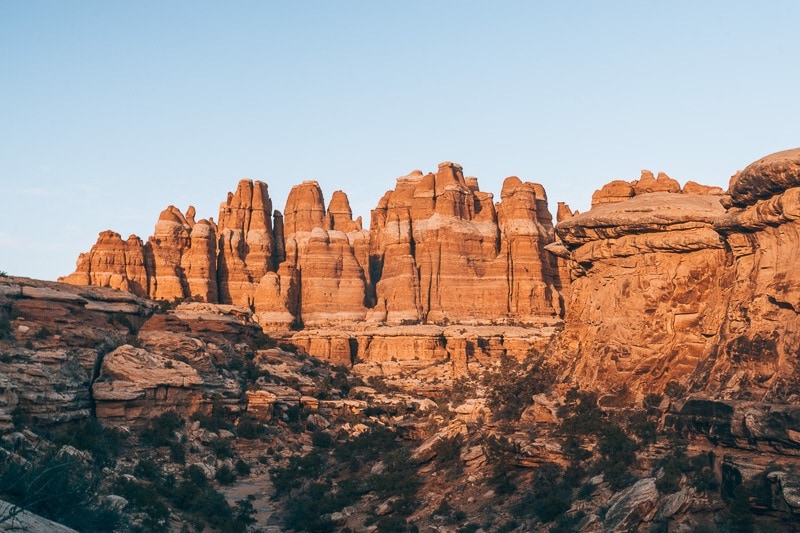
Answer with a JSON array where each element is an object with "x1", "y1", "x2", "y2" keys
[{"x1": 217, "y1": 179, "x2": 275, "y2": 306}]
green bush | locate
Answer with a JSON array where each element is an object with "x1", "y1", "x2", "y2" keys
[
  {"x1": 192, "y1": 396, "x2": 234, "y2": 433},
  {"x1": 140, "y1": 410, "x2": 184, "y2": 447},
  {"x1": 270, "y1": 450, "x2": 327, "y2": 498},
  {"x1": 484, "y1": 353, "x2": 557, "y2": 421},
  {"x1": 114, "y1": 477, "x2": 170, "y2": 531},
  {"x1": 235, "y1": 414, "x2": 266, "y2": 439},
  {"x1": 0, "y1": 453, "x2": 121, "y2": 532},
  {"x1": 53, "y1": 418, "x2": 127, "y2": 467},
  {"x1": 432, "y1": 434, "x2": 464, "y2": 472},
  {"x1": 210, "y1": 437, "x2": 234, "y2": 459},
  {"x1": 312, "y1": 430, "x2": 333, "y2": 448},
  {"x1": 215, "y1": 464, "x2": 237, "y2": 485},
  {"x1": 235, "y1": 459, "x2": 251, "y2": 477},
  {"x1": 0, "y1": 307, "x2": 13, "y2": 340},
  {"x1": 134, "y1": 458, "x2": 162, "y2": 481}
]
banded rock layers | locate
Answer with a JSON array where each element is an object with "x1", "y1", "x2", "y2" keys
[
  {"x1": 556, "y1": 149, "x2": 800, "y2": 401},
  {"x1": 62, "y1": 164, "x2": 564, "y2": 329}
]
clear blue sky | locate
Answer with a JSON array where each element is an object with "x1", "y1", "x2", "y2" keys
[{"x1": 2, "y1": 1, "x2": 798, "y2": 280}]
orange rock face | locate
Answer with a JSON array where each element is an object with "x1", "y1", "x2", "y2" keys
[
  {"x1": 61, "y1": 231, "x2": 149, "y2": 297},
  {"x1": 710, "y1": 148, "x2": 800, "y2": 399},
  {"x1": 63, "y1": 166, "x2": 565, "y2": 335},
  {"x1": 146, "y1": 206, "x2": 192, "y2": 301},
  {"x1": 368, "y1": 164, "x2": 562, "y2": 325},
  {"x1": 555, "y1": 148, "x2": 800, "y2": 401},
  {"x1": 216, "y1": 180, "x2": 276, "y2": 307},
  {"x1": 556, "y1": 192, "x2": 730, "y2": 397}
]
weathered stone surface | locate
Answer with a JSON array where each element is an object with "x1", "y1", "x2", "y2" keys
[
  {"x1": 591, "y1": 179, "x2": 634, "y2": 207},
  {"x1": 92, "y1": 344, "x2": 204, "y2": 422},
  {"x1": 0, "y1": 277, "x2": 157, "y2": 428},
  {"x1": 603, "y1": 477, "x2": 659, "y2": 532},
  {"x1": 632, "y1": 170, "x2": 681, "y2": 196},
  {"x1": 182, "y1": 219, "x2": 217, "y2": 302},
  {"x1": 266, "y1": 181, "x2": 369, "y2": 328},
  {"x1": 217, "y1": 180, "x2": 276, "y2": 307},
  {"x1": 369, "y1": 164, "x2": 562, "y2": 325},
  {"x1": 0, "y1": 500, "x2": 79, "y2": 532},
  {"x1": 555, "y1": 192, "x2": 729, "y2": 396},
  {"x1": 725, "y1": 147, "x2": 800, "y2": 208},
  {"x1": 60, "y1": 231, "x2": 148, "y2": 296},
  {"x1": 146, "y1": 206, "x2": 192, "y2": 301},
  {"x1": 245, "y1": 390, "x2": 277, "y2": 420},
  {"x1": 288, "y1": 323, "x2": 560, "y2": 373}
]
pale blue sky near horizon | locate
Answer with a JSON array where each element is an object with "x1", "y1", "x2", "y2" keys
[{"x1": 1, "y1": 1, "x2": 798, "y2": 281}]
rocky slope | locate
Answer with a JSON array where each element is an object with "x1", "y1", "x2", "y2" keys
[
  {"x1": 5, "y1": 147, "x2": 800, "y2": 532},
  {"x1": 2, "y1": 274, "x2": 799, "y2": 532}
]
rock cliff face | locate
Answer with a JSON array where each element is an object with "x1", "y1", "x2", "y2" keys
[
  {"x1": 62, "y1": 166, "x2": 564, "y2": 333},
  {"x1": 368, "y1": 164, "x2": 562, "y2": 325},
  {"x1": 707, "y1": 148, "x2": 800, "y2": 401},
  {"x1": 556, "y1": 151, "x2": 800, "y2": 402},
  {"x1": 556, "y1": 191, "x2": 729, "y2": 397}
]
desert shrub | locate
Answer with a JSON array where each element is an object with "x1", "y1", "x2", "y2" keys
[
  {"x1": 192, "y1": 396, "x2": 234, "y2": 432},
  {"x1": 333, "y1": 425, "x2": 399, "y2": 468},
  {"x1": 664, "y1": 381, "x2": 687, "y2": 399},
  {"x1": 114, "y1": 477, "x2": 170, "y2": 531},
  {"x1": 235, "y1": 414, "x2": 266, "y2": 439},
  {"x1": 312, "y1": 429, "x2": 333, "y2": 448},
  {"x1": 140, "y1": 410, "x2": 184, "y2": 447},
  {"x1": 276, "y1": 426, "x2": 421, "y2": 533},
  {"x1": 235, "y1": 459, "x2": 251, "y2": 476},
  {"x1": 284, "y1": 480, "x2": 337, "y2": 532},
  {"x1": 53, "y1": 418, "x2": 127, "y2": 467},
  {"x1": 1, "y1": 453, "x2": 121, "y2": 532},
  {"x1": 270, "y1": 450, "x2": 327, "y2": 498},
  {"x1": 171, "y1": 466, "x2": 250, "y2": 530},
  {"x1": 215, "y1": 464, "x2": 237, "y2": 485},
  {"x1": 134, "y1": 457, "x2": 162, "y2": 481},
  {"x1": 432, "y1": 434, "x2": 464, "y2": 478},
  {"x1": 170, "y1": 441, "x2": 186, "y2": 463},
  {"x1": 108, "y1": 311, "x2": 136, "y2": 333},
  {"x1": 627, "y1": 410, "x2": 658, "y2": 444},
  {"x1": 210, "y1": 437, "x2": 234, "y2": 459},
  {"x1": 0, "y1": 307, "x2": 13, "y2": 340},
  {"x1": 484, "y1": 353, "x2": 557, "y2": 421},
  {"x1": 644, "y1": 393, "x2": 663, "y2": 410},
  {"x1": 34, "y1": 326, "x2": 52, "y2": 340},
  {"x1": 511, "y1": 462, "x2": 572, "y2": 524},
  {"x1": 363, "y1": 448, "x2": 420, "y2": 504},
  {"x1": 726, "y1": 484, "x2": 754, "y2": 531},
  {"x1": 597, "y1": 424, "x2": 638, "y2": 490},
  {"x1": 250, "y1": 332, "x2": 277, "y2": 351},
  {"x1": 558, "y1": 388, "x2": 604, "y2": 436},
  {"x1": 484, "y1": 434, "x2": 520, "y2": 494}
]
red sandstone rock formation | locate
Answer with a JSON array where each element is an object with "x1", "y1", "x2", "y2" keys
[
  {"x1": 590, "y1": 170, "x2": 722, "y2": 208},
  {"x1": 709, "y1": 148, "x2": 800, "y2": 400},
  {"x1": 61, "y1": 231, "x2": 149, "y2": 297},
  {"x1": 216, "y1": 180, "x2": 276, "y2": 306},
  {"x1": 554, "y1": 149, "x2": 800, "y2": 401},
  {"x1": 369, "y1": 164, "x2": 562, "y2": 325},
  {"x1": 146, "y1": 206, "x2": 192, "y2": 301},
  {"x1": 63, "y1": 166, "x2": 564, "y2": 332},
  {"x1": 556, "y1": 192, "x2": 729, "y2": 397},
  {"x1": 261, "y1": 181, "x2": 368, "y2": 328}
]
